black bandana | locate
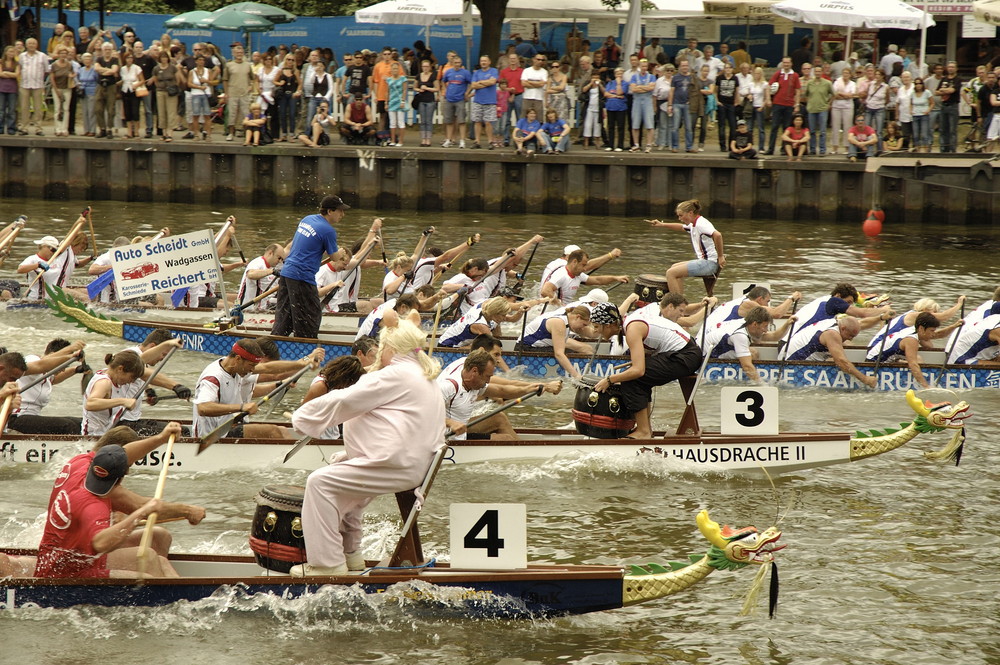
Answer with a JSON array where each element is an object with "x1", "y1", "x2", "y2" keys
[{"x1": 590, "y1": 302, "x2": 621, "y2": 325}]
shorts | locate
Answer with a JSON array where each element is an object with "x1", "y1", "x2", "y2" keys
[
  {"x1": 388, "y1": 110, "x2": 406, "y2": 129},
  {"x1": 471, "y1": 103, "x2": 497, "y2": 123},
  {"x1": 686, "y1": 259, "x2": 720, "y2": 278},
  {"x1": 631, "y1": 97, "x2": 654, "y2": 129},
  {"x1": 617, "y1": 343, "x2": 703, "y2": 415},
  {"x1": 190, "y1": 94, "x2": 211, "y2": 117},
  {"x1": 442, "y1": 100, "x2": 466, "y2": 124},
  {"x1": 198, "y1": 295, "x2": 223, "y2": 308}
]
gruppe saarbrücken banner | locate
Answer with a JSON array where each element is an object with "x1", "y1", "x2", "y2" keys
[{"x1": 110, "y1": 230, "x2": 221, "y2": 301}]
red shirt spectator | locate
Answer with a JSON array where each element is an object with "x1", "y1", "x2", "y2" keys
[
  {"x1": 769, "y1": 67, "x2": 801, "y2": 107},
  {"x1": 500, "y1": 63, "x2": 525, "y2": 95}
]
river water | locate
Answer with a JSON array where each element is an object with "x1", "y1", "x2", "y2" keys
[{"x1": 0, "y1": 200, "x2": 997, "y2": 665}]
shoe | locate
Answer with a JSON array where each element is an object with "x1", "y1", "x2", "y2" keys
[
  {"x1": 526, "y1": 149, "x2": 534, "y2": 156},
  {"x1": 614, "y1": 147, "x2": 623, "y2": 152},
  {"x1": 604, "y1": 147, "x2": 613, "y2": 152},
  {"x1": 849, "y1": 156, "x2": 857, "y2": 162},
  {"x1": 629, "y1": 145, "x2": 640, "y2": 152},
  {"x1": 459, "y1": 140, "x2": 466, "y2": 148},
  {"x1": 644, "y1": 145, "x2": 652, "y2": 153},
  {"x1": 145, "y1": 131, "x2": 152, "y2": 139},
  {"x1": 441, "y1": 139, "x2": 453, "y2": 147},
  {"x1": 687, "y1": 148, "x2": 697, "y2": 153},
  {"x1": 670, "y1": 148, "x2": 677, "y2": 153},
  {"x1": 468, "y1": 142, "x2": 481, "y2": 149},
  {"x1": 697, "y1": 147, "x2": 704, "y2": 152},
  {"x1": 346, "y1": 551, "x2": 366, "y2": 571},
  {"x1": 183, "y1": 132, "x2": 195, "y2": 139},
  {"x1": 16, "y1": 129, "x2": 27, "y2": 136},
  {"x1": 226, "y1": 133, "x2": 234, "y2": 142},
  {"x1": 760, "y1": 150, "x2": 772, "y2": 155},
  {"x1": 289, "y1": 562, "x2": 349, "y2": 577},
  {"x1": 395, "y1": 143, "x2": 403, "y2": 147},
  {"x1": 35, "y1": 129, "x2": 44, "y2": 136}
]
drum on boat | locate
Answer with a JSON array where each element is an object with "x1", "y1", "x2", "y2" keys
[
  {"x1": 250, "y1": 485, "x2": 307, "y2": 573},
  {"x1": 633, "y1": 274, "x2": 669, "y2": 309},
  {"x1": 572, "y1": 376, "x2": 636, "y2": 439}
]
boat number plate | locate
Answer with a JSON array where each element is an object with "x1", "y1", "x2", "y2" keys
[
  {"x1": 720, "y1": 386, "x2": 779, "y2": 435},
  {"x1": 450, "y1": 503, "x2": 527, "y2": 570}
]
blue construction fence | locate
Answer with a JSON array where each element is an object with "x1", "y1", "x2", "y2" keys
[{"x1": 37, "y1": 9, "x2": 809, "y2": 67}]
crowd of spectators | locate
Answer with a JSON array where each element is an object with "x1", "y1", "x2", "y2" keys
[{"x1": 1, "y1": 23, "x2": 998, "y2": 157}]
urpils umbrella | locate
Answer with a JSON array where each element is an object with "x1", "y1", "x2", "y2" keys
[
  {"x1": 164, "y1": 10, "x2": 214, "y2": 29},
  {"x1": 220, "y1": 2, "x2": 296, "y2": 24},
  {"x1": 197, "y1": 8, "x2": 276, "y2": 32}
]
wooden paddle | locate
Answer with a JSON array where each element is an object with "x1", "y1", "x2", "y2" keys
[
  {"x1": 0, "y1": 392, "x2": 15, "y2": 435},
  {"x1": 869, "y1": 314, "x2": 894, "y2": 390},
  {"x1": 685, "y1": 301, "x2": 717, "y2": 406},
  {"x1": 17, "y1": 352, "x2": 83, "y2": 393},
  {"x1": 442, "y1": 249, "x2": 516, "y2": 320},
  {"x1": 198, "y1": 363, "x2": 313, "y2": 453},
  {"x1": 400, "y1": 226, "x2": 435, "y2": 294},
  {"x1": 136, "y1": 433, "x2": 176, "y2": 578},
  {"x1": 110, "y1": 346, "x2": 179, "y2": 428},
  {"x1": 0, "y1": 215, "x2": 26, "y2": 267},
  {"x1": 427, "y1": 298, "x2": 444, "y2": 357},
  {"x1": 27, "y1": 216, "x2": 88, "y2": 292},
  {"x1": 83, "y1": 206, "x2": 97, "y2": 260}
]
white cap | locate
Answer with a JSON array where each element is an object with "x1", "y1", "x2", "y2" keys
[
  {"x1": 563, "y1": 244, "x2": 582, "y2": 255},
  {"x1": 580, "y1": 289, "x2": 609, "y2": 303},
  {"x1": 34, "y1": 235, "x2": 59, "y2": 247},
  {"x1": 888, "y1": 44, "x2": 898, "y2": 52}
]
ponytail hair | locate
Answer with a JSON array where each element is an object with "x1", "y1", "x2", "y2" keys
[
  {"x1": 373, "y1": 319, "x2": 440, "y2": 380},
  {"x1": 676, "y1": 199, "x2": 702, "y2": 215}
]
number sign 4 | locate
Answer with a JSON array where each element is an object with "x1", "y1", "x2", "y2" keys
[{"x1": 449, "y1": 503, "x2": 528, "y2": 570}]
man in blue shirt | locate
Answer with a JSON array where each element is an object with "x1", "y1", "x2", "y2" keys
[
  {"x1": 668, "y1": 59, "x2": 695, "y2": 152},
  {"x1": 271, "y1": 195, "x2": 362, "y2": 339},
  {"x1": 441, "y1": 56, "x2": 472, "y2": 148},
  {"x1": 469, "y1": 55, "x2": 499, "y2": 149}
]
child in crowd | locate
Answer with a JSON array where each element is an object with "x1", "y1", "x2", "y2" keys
[
  {"x1": 495, "y1": 79, "x2": 510, "y2": 148},
  {"x1": 728, "y1": 119, "x2": 757, "y2": 160},
  {"x1": 882, "y1": 121, "x2": 905, "y2": 153}
]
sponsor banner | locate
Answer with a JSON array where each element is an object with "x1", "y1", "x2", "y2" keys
[{"x1": 111, "y1": 229, "x2": 220, "y2": 300}]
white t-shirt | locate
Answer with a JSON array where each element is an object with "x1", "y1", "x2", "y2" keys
[
  {"x1": 237, "y1": 256, "x2": 279, "y2": 310},
  {"x1": 192, "y1": 358, "x2": 259, "y2": 437},
  {"x1": 684, "y1": 215, "x2": 719, "y2": 262},
  {"x1": 521, "y1": 67, "x2": 549, "y2": 101},
  {"x1": 20, "y1": 253, "x2": 61, "y2": 300},
  {"x1": 437, "y1": 357, "x2": 487, "y2": 441}
]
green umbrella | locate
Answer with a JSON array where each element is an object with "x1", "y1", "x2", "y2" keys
[
  {"x1": 197, "y1": 8, "x2": 276, "y2": 32},
  {"x1": 164, "y1": 10, "x2": 214, "y2": 29},
  {"x1": 219, "y1": 2, "x2": 296, "y2": 23}
]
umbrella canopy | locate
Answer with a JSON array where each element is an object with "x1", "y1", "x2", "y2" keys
[
  {"x1": 197, "y1": 8, "x2": 276, "y2": 32},
  {"x1": 356, "y1": 0, "x2": 475, "y2": 26},
  {"x1": 973, "y1": 0, "x2": 1000, "y2": 25},
  {"x1": 221, "y1": 2, "x2": 296, "y2": 23},
  {"x1": 770, "y1": 0, "x2": 934, "y2": 29},
  {"x1": 164, "y1": 10, "x2": 214, "y2": 29},
  {"x1": 355, "y1": 0, "x2": 702, "y2": 25},
  {"x1": 702, "y1": 0, "x2": 777, "y2": 18}
]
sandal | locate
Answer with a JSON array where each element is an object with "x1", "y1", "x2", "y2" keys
[
  {"x1": 629, "y1": 145, "x2": 640, "y2": 152},
  {"x1": 164, "y1": 137, "x2": 173, "y2": 142}
]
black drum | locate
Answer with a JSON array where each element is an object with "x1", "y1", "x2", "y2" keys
[
  {"x1": 572, "y1": 377, "x2": 636, "y2": 439},
  {"x1": 633, "y1": 274, "x2": 669, "y2": 309},
  {"x1": 250, "y1": 485, "x2": 307, "y2": 573}
]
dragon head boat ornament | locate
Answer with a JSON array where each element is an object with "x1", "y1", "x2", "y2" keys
[
  {"x1": 624, "y1": 510, "x2": 785, "y2": 617},
  {"x1": 851, "y1": 389, "x2": 972, "y2": 465}
]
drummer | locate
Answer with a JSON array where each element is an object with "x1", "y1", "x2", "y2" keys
[
  {"x1": 539, "y1": 249, "x2": 629, "y2": 307},
  {"x1": 540, "y1": 244, "x2": 623, "y2": 284},
  {"x1": 593, "y1": 294, "x2": 706, "y2": 439},
  {"x1": 645, "y1": 199, "x2": 725, "y2": 296},
  {"x1": 702, "y1": 307, "x2": 796, "y2": 384},
  {"x1": 34, "y1": 421, "x2": 206, "y2": 579}
]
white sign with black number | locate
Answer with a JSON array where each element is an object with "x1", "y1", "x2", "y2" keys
[
  {"x1": 720, "y1": 386, "x2": 779, "y2": 435},
  {"x1": 732, "y1": 281, "x2": 771, "y2": 302},
  {"x1": 450, "y1": 503, "x2": 527, "y2": 570}
]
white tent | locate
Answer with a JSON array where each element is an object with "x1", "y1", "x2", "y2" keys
[
  {"x1": 356, "y1": 0, "x2": 703, "y2": 25},
  {"x1": 972, "y1": 0, "x2": 1000, "y2": 25},
  {"x1": 770, "y1": 0, "x2": 934, "y2": 29}
]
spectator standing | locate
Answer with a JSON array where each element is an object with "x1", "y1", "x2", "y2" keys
[
  {"x1": 629, "y1": 58, "x2": 656, "y2": 152},
  {"x1": 414, "y1": 59, "x2": 438, "y2": 147},
  {"x1": 17, "y1": 38, "x2": 49, "y2": 136},
  {"x1": 545, "y1": 61, "x2": 570, "y2": 123},
  {"x1": 386, "y1": 61, "x2": 408, "y2": 147},
  {"x1": 153, "y1": 51, "x2": 181, "y2": 142},
  {"x1": 830, "y1": 67, "x2": 856, "y2": 155},
  {"x1": 730, "y1": 41, "x2": 751, "y2": 69},
  {"x1": 469, "y1": 55, "x2": 498, "y2": 150},
  {"x1": 717, "y1": 42, "x2": 735, "y2": 68},
  {"x1": 675, "y1": 38, "x2": 703, "y2": 67},
  {"x1": 333, "y1": 52, "x2": 351, "y2": 110},
  {"x1": 910, "y1": 77, "x2": 934, "y2": 152},
  {"x1": 345, "y1": 51, "x2": 372, "y2": 104},
  {"x1": 924, "y1": 62, "x2": 944, "y2": 143},
  {"x1": 864, "y1": 69, "x2": 889, "y2": 152},
  {"x1": 223, "y1": 44, "x2": 256, "y2": 142},
  {"x1": 691, "y1": 64, "x2": 713, "y2": 152},
  {"x1": 668, "y1": 59, "x2": 695, "y2": 152},
  {"x1": 699, "y1": 45, "x2": 723, "y2": 81},
  {"x1": 441, "y1": 55, "x2": 471, "y2": 148},
  {"x1": 804, "y1": 68, "x2": 833, "y2": 155},
  {"x1": 513, "y1": 35, "x2": 537, "y2": 60},
  {"x1": 790, "y1": 37, "x2": 813, "y2": 74},
  {"x1": 896, "y1": 71, "x2": 915, "y2": 148},
  {"x1": 879, "y1": 44, "x2": 902, "y2": 78},
  {"x1": 498, "y1": 55, "x2": 524, "y2": 126},
  {"x1": 643, "y1": 38, "x2": 664, "y2": 64},
  {"x1": 715, "y1": 63, "x2": 739, "y2": 153},
  {"x1": 495, "y1": 79, "x2": 510, "y2": 148},
  {"x1": 765, "y1": 57, "x2": 801, "y2": 155},
  {"x1": 653, "y1": 63, "x2": 673, "y2": 149},
  {"x1": 746, "y1": 66, "x2": 770, "y2": 149},
  {"x1": 49, "y1": 46, "x2": 75, "y2": 136},
  {"x1": 521, "y1": 53, "x2": 549, "y2": 119},
  {"x1": 937, "y1": 62, "x2": 963, "y2": 152},
  {"x1": 603, "y1": 67, "x2": 629, "y2": 151},
  {"x1": 0, "y1": 46, "x2": 19, "y2": 135},
  {"x1": 188, "y1": 55, "x2": 216, "y2": 141},
  {"x1": 132, "y1": 42, "x2": 157, "y2": 139},
  {"x1": 118, "y1": 51, "x2": 144, "y2": 139},
  {"x1": 272, "y1": 54, "x2": 300, "y2": 142},
  {"x1": 600, "y1": 36, "x2": 622, "y2": 70},
  {"x1": 371, "y1": 47, "x2": 393, "y2": 134},
  {"x1": 581, "y1": 68, "x2": 605, "y2": 149},
  {"x1": 93, "y1": 42, "x2": 119, "y2": 139}
]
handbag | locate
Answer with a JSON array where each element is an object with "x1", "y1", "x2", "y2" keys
[
  {"x1": 134, "y1": 84, "x2": 149, "y2": 98},
  {"x1": 165, "y1": 83, "x2": 180, "y2": 97}
]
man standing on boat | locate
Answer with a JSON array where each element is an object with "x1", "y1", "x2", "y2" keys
[
  {"x1": 290, "y1": 320, "x2": 445, "y2": 576},
  {"x1": 593, "y1": 293, "x2": 708, "y2": 439},
  {"x1": 34, "y1": 421, "x2": 205, "y2": 579},
  {"x1": 271, "y1": 196, "x2": 375, "y2": 339}
]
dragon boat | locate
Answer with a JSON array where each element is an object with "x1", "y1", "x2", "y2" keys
[
  {"x1": 0, "y1": 390, "x2": 970, "y2": 475},
  {"x1": 0, "y1": 510, "x2": 783, "y2": 619},
  {"x1": 44, "y1": 285, "x2": 1000, "y2": 391}
]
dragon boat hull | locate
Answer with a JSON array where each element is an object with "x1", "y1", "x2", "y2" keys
[{"x1": 0, "y1": 427, "x2": 929, "y2": 476}]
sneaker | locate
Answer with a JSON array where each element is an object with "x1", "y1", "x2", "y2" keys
[
  {"x1": 468, "y1": 142, "x2": 481, "y2": 149},
  {"x1": 16, "y1": 129, "x2": 28, "y2": 136},
  {"x1": 226, "y1": 133, "x2": 234, "y2": 142},
  {"x1": 459, "y1": 140, "x2": 466, "y2": 148},
  {"x1": 346, "y1": 551, "x2": 366, "y2": 571},
  {"x1": 441, "y1": 139, "x2": 454, "y2": 147},
  {"x1": 604, "y1": 147, "x2": 613, "y2": 152},
  {"x1": 145, "y1": 130, "x2": 153, "y2": 139},
  {"x1": 614, "y1": 147, "x2": 623, "y2": 152},
  {"x1": 289, "y1": 562, "x2": 349, "y2": 577}
]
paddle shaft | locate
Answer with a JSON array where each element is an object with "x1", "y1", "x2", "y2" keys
[
  {"x1": 0, "y1": 393, "x2": 14, "y2": 435},
  {"x1": 0, "y1": 217, "x2": 26, "y2": 266},
  {"x1": 399, "y1": 227, "x2": 435, "y2": 294},
  {"x1": 686, "y1": 302, "x2": 717, "y2": 406},
  {"x1": 111, "y1": 346, "x2": 179, "y2": 428},
  {"x1": 136, "y1": 433, "x2": 176, "y2": 573},
  {"x1": 775, "y1": 298, "x2": 801, "y2": 383},
  {"x1": 869, "y1": 315, "x2": 894, "y2": 389},
  {"x1": 18, "y1": 353, "x2": 81, "y2": 393},
  {"x1": 27, "y1": 217, "x2": 87, "y2": 291},
  {"x1": 427, "y1": 298, "x2": 444, "y2": 357},
  {"x1": 84, "y1": 206, "x2": 98, "y2": 259},
  {"x1": 443, "y1": 249, "x2": 516, "y2": 320},
  {"x1": 932, "y1": 301, "x2": 966, "y2": 388},
  {"x1": 511, "y1": 239, "x2": 540, "y2": 293}
]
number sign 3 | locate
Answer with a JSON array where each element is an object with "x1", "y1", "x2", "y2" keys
[
  {"x1": 720, "y1": 386, "x2": 779, "y2": 435},
  {"x1": 449, "y1": 504, "x2": 527, "y2": 570}
]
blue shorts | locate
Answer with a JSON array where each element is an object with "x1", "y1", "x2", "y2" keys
[
  {"x1": 686, "y1": 259, "x2": 720, "y2": 278},
  {"x1": 631, "y1": 97, "x2": 655, "y2": 129},
  {"x1": 190, "y1": 94, "x2": 211, "y2": 117}
]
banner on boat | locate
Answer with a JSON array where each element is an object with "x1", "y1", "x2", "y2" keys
[{"x1": 110, "y1": 230, "x2": 222, "y2": 300}]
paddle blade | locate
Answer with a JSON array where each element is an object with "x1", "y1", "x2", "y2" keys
[
  {"x1": 86, "y1": 270, "x2": 115, "y2": 299},
  {"x1": 197, "y1": 422, "x2": 231, "y2": 453},
  {"x1": 283, "y1": 435, "x2": 313, "y2": 463},
  {"x1": 171, "y1": 288, "x2": 188, "y2": 308}
]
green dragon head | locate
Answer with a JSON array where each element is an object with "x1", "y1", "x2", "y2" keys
[
  {"x1": 905, "y1": 390, "x2": 972, "y2": 434},
  {"x1": 696, "y1": 510, "x2": 784, "y2": 572}
]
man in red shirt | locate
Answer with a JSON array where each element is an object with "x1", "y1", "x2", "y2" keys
[
  {"x1": 765, "y1": 57, "x2": 801, "y2": 155},
  {"x1": 847, "y1": 114, "x2": 878, "y2": 161},
  {"x1": 499, "y1": 56, "x2": 525, "y2": 137},
  {"x1": 34, "y1": 421, "x2": 204, "y2": 578}
]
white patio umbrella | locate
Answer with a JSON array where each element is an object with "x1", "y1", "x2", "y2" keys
[
  {"x1": 356, "y1": 0, "x2": 703, "y2": 24},
  {"x1": 355, "y1": 0, "x2": 476, "y2": 26},
  {"x1": 972, "y1": 0, "x2": 1000, "y2": 25}
]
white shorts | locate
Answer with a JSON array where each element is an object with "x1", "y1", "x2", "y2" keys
[{"x1": 388, "y1": 111, "x2": 407, "y2": 129}]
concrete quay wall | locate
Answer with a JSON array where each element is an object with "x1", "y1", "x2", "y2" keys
[{"x1": 1, "y1": 139, "x2": 995, "y2": 224}]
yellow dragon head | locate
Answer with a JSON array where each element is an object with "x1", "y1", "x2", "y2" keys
[
  {"x1": 696, "y1": 510, "x2": 784, "y2": 571},
  {"x1": 905, "y1": 390, "x2": 971, "y2": 432}
]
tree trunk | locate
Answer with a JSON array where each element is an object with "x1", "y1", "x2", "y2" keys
[{"x1": 474, "y1": 0, "x2": 510, "y2": 60}]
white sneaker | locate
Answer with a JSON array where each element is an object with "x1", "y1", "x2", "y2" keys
[
  {"x1": 289, "y1": 562, "x2": 349, "y2": 577},
  {"x1": 459, "y1": 140, "x2": 466, "y2": 149},
  {"x1": 346, "y1": 551, "x2": 366, "y2": 571},
  {"x1": 225, "y1": 133, "x2": 234, "y2": 142},
  {"x1": 441, "y1": 139, "x2": 454, "y2": 147}
]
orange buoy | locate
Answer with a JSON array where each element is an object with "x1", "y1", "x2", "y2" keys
[
  {"x1": 868, "y1": 207, "x2": 886, "y2": 223},
  {"x1": 862, "y1": 211, "x2": 883, "y2": 237}
]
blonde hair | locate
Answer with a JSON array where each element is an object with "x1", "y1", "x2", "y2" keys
[
  {"x1": 374, "y1": 319, "x2": 440, "y2": 380},
  {"x1": 481, "y1": 296, "x2": 511, "y2": 320},
  {"x1": 912, "y1": 298, "x2": 940, "y2": 313},
  {"x1": 388, "y1": 251, "x2": 414, "y2": 273},
  {"x1": 676, "y1": 199, "x2": 702, "y2": 215}
]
